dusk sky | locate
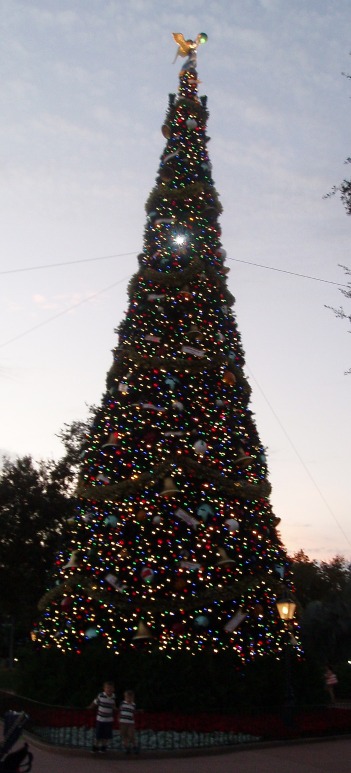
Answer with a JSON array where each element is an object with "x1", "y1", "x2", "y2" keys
[{"x1": 1, "y1": 0, "x2": 350, "y2": 563}]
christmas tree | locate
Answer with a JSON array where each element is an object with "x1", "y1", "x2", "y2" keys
[{"x1": 38, "y1": 34, "x2": 295, "y2": 663}]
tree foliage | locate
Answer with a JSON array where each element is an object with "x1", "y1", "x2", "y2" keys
[
  {"x1": 1, "y1": 422, "x2": 351, "y2": 702},
  {"x1": 0, "y1": 455, "x2": 74, "y2": 647},
  {"x1": 323, "y1": 64, "x2": 351, "y2": 372},
  {"x1": 324, "y1": 67, "x2": 351, "y2": 216},
  {"x1": 324, "y1": 159, "x2": 351, "y2": 215},
  {"x1": 325, "y1": 265, "x2": 351, "y2": 375},
  {"x1": 291, "y1": 550, "x2": 351, "y2": 666},
  {"x1": 52, "y1": 406, "x2": 96, "y2": 490}
]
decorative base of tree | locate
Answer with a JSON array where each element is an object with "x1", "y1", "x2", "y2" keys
[
  {"x1": 36, "y1": 34, "x2": 298, "y2": 664},
  {"x1": 18, "y1": 641, "x2": 309, "y2": 711}
]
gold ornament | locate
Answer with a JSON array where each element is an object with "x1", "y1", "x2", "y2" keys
[
  {"x1": 216, "y1": 548, "x2": 235, "y2": 566},
  {"x1": 132, "y1": 620, "x2": 153, "y2": 640},
  {"x1": 160, "y1": 476, "x2": 179, "y2": 497},
  {"x1": 223, "y1": 370, "x2": 236, "y2": 386}
]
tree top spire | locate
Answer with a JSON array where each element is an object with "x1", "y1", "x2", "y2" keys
[{"x1": 172, "y1": 32, "x2": 208, "y2": 72}]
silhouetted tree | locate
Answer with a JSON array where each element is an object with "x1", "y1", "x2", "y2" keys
[
  {"x1": 0, "y1": 455, "x2": 73, "y2": 647},
  {"x1": 325, "y1": 265, "x2": 351, "y2": 375},
  {"x1": 291, "y1": 550, "x2": 351, "y2": 665},
  {"x1": 291, "y1": 550, "x2": 327, "y2": 607},
  {"x1": 324, "y1": 64, "x2": 351, "y2": 216},
  {"x1": 52, "y1": 406, "x2": 96, "y2": 489}
]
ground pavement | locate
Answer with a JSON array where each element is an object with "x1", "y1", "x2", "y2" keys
[{"x1": 13, "y1": 735, "x2": 351, "y2": 773}]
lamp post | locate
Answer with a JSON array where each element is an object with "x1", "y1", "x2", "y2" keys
[
  {"x1": 276, "y1": 593, "x2": 296, "y2": 724},
  {"x1": 276, "y1": 596, "x2": 296, "y2": 625},
  {"x1": 2, "y1": 616, "x2": 15, "y2": 669}
]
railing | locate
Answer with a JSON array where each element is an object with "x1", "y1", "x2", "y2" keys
[{"x1": 1, "y1": 691, "x2": 350, "y2": 752}]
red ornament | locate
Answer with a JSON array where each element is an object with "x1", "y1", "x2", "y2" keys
[
  {"x1": 140, "y1": 566, "x2": 154, "y2": 583},
  {"x1": 172, "y1": 621, "x2": 185, "y2": 635},
  {"x1": 253, "y1": 604, "x2": 264, "y2": 618},
  {"x1": 178, "y1": 287, "x2": 192, "y2": 301},
  {"x1": 144, "y1": 431, "x2": 158, "y2": 446},
  {"x1": 174, "y1": 576, "x2": 187, "y2": 591},
  {"x1": 60, "y1": 596, "x2": 72, "y2": 610}
]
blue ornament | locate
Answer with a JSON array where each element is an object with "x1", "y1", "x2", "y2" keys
[
  {"x1": 197, "y1": 503, "x2": 214, "y2": 522},
  {"x1": 225, "y1": 518, "x2": 240, "y2": 533},
  {"x1": 85, "y1": 627, "x2": 98, "y2": 640},
  {"x1": 165, "y1": 376, "x2": 178, "y2": 391},
  {"x1": 194, "y1": 615, "x2": 209, "y2": 629},
  {"x1": 104, "y1": 515, "x2": 118, "y2": 527}
]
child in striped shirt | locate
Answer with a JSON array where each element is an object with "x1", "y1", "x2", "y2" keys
[
  {"x1": 119, "y1": 689, "x2": 137, "y2": 753},
  {"x1": 89, "y1": 680, "x2": 116, "y2": 753}
]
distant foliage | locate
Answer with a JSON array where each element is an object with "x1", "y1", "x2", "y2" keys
[
  {"x1": 291, "y1": 550, "x2": 351, "y2": 664},
  {"x1": 324, "y1": 160, "x2": 351, "y2": 216},
  {"x1": 53, "y1": 405, "x2": 96, "y2": 490},
  {"x1": 325, "y1": 265, "x2": 351, "y2": 374},
  {"x1": 0, "y1": 455, "x2": 73, "y2": 649},
  {"x1": 324, "y1": 69, "x2": 351, "y2": 215}
]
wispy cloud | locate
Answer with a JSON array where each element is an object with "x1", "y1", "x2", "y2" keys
[
  {"x1": 32, "y1": 291, "x2": 98, "y2": 312},
  {"x1": 26, "y1": 8, "x2": 79, "y2": 29}
]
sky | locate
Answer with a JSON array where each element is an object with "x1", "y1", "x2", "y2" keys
[{"x1": 0, "y1": 0, "x2": 350, "y2": 563}]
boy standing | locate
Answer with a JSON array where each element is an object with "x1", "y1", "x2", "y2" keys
[
  {"x1": 89, "y1": 680, "x2": 116, "y2": 753},
  {"x1": 119, "y1": 689, "x2": 137, "y2": 754}
]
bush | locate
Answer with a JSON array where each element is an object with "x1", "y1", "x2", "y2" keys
[{"x1": 14, "y1": 643, "x2": 326, "y2": 712}]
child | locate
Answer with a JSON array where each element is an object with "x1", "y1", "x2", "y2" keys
[
  {"x1": 324, "y1": 665, "x2": 338, "y2": 704},
  {"x1": 88, "y1": 680, "x2": 116, "y2": 753},
  {"x1": 119, "y1": 689, "x2": 137, "y2": 754}
]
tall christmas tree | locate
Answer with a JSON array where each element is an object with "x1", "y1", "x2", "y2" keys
[{"x1": 38, "y1": 34, "x2": 295, "y2": 662}]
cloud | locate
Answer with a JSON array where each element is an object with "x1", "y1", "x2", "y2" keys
[
  {"x1": 32, "y1": 291, "x2": 99, "y2": 312},
  {"x1": 4, "y1": 300, "x2": 22, "y2": 313},
  {"x1": 26, "y1": 8, "x2": 79, "y2": 29},
  {"x1": 258, "y1": 0, "x2": 280, "y2": 9}
]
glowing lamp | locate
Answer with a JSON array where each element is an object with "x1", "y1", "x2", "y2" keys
[{"x1": 276, "y1": 594, "x2": 296, "y2": 622}]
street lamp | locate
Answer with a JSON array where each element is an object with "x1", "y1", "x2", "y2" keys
[
  {"x1": 1, "y1": 617, "x2": 15, "y2": 669},
  {"x1": 276, "y1": 595, "x2": 296, "y2": 623},
  {"x1": 276, "y1": 592, "x2": 297, "y2": 724}
]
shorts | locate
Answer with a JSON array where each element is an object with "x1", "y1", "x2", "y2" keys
[
  {"x1": 119, "y1": 722, "x2": 135, "y2": 743},
  {"x1": 95, "y1": 721, "x2": 113, "y2": 740}
]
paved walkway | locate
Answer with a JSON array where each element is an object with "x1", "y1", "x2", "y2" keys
[{"x1": 11, "y1": 734, "x2": 351, "y2": 773}]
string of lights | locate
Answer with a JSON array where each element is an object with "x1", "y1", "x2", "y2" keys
[
  {"x1": 0, "y1": 275, "x2": 130, "y2": 349},
  {"x1": 1, "y1": 253, "x2": 345, "y2": 350},
  {"x1": 1, "y1": 250, "x2": 348, "y2": 288},
  {"x1": 246, "y1": 366, "x2": 351, "y2": 550}
]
